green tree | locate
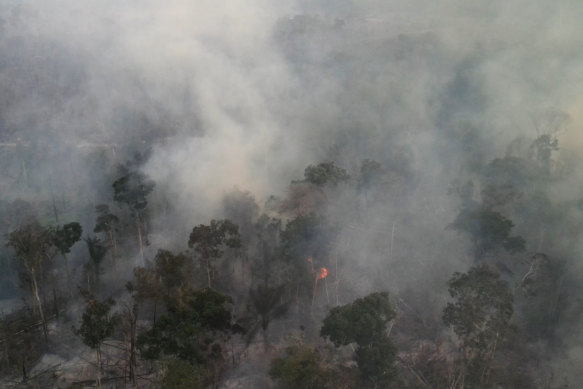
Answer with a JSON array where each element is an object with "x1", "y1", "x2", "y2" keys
[
  {"x1": 451, "y1": 207, "x2": 525, "y2": 258},
  {"x1": 269, "y1": 345, "x2": 332, "y2": 389},
  {"x1": 137, "y1": 289, "x2": 234, "y2": 387},
  {"x1": 243, "y1": 284, "x2": 289, "y2": 350},
  {"x1": 73, "y1": 294, "x2": 119, "y2": 389},
  {"x1": 133, "y1": 249, "x2": 194, "y2": 323},
  {"x1": 84, "y1": 236, "x2": 108, "y2": 293},
  {"x1": 530, "y1": 134, "x2": 559, "y2": 175},
  {"x1": 50, "y1": 221, "x2": 82, "y2": 297},
  {"x1": 188, "y1": 219, "x2": 241, "y2": 288},
  {"x1": 112, "y1": 169, "x2": 155, "y2": 263},
  {"x1": 321, "y1": 292, "x2": 397, "y2": 388},
  {"x1": 94, "y1": 204, "x2": 119, "y2": 266},
  {"x1": 443, "y1": 265, "x2": 514, "y2": 388},
  {"x1": 159, "y1": 359, "x2": 210, "y2": 389},
  {"x1": 303, "y1": 162, "x2": 350, "y2": 186},
  {"x1": 5, "y1": 222, "x2": 55, "y2": 341}
]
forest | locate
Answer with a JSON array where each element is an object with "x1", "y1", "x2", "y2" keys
[{"x1": 1, "y1": 1, "x2": 583, "y2": 388}]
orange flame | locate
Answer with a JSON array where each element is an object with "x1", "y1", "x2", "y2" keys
[{"x1": 319, "y1": 267, "x2": 328, "y2": 279}]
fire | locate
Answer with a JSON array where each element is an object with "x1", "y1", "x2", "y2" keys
[{"x1": 319, "y1": 267, "x2": 328, "y2": 279}]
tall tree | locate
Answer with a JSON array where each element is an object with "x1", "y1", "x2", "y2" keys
[
  {"x1": 188, "y1": 219, "x2": 241, "y2": 289},
  {"x1": 321, "y1": 292, "x2": 398, "y2": 388},
  {"x1": 243, "y1": 284, "x2": 289, "y2": 350},
  {"x1": 112, "y1": 169, "x2": 155, "y2": 263},
  {"x1": 443, "y1": 265, "x2": 514, "y2": 388},
  {"x1": 73, "y1": 294, "x2": 119, "y2": 389},
  {"x1": 137, "y1": 289, "x2": 234, "y2": 387},
  {"x1": 450, "y1": 207, "x2": 525, "y2": 259},
  {"x1": 84, "y1": 236, "x2": 108, "y2": 293},
  {"x1": 94, "y1": 204, "x2": 119, "y2": 266},
  {"x1": 6, "y1": 222, "x2": 54, "y2": 341},
  {"x1": 303, "y1": 162, "x2": 350, "y2": 186},
  {"x1": 133, "y1": 249, "x2": 194, "y2": 324},
  {"x1": 50, "y1": 221, "x2": 82, "y2": 297}
]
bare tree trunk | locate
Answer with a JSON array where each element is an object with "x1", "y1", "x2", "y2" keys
[
  {"x1": 262, "y1": 329, "x2": 270, "y2": 352},
  {"x1": 96, "y1": 346, "x2": 102, "y2": 389},
  {"x1": 30, "y1": 268, "x2": 48, "y2": 343},
  {"x1": 108, "y1": 229, "x2": 117, "y2": 268},
  {"x1": 49, "y1": 179, "x2": 60, "y2": 224},
  {"x1": 129, "y1": 304, "x2": 138, "y2": 386},
  {"x1": 136, "y1": 214, "x2": 145, "y2": 265},
  {"x1": 21, "y1": 357, "x2": 27, "y2": 382},
  {"x1": 62, "y1": 253, "x2": 71, "y2": 298},
  {"x1": 206, "y1": 258, "x2": 212, "y2": 289}
]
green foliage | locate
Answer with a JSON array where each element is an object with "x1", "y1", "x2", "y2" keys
[
  {"x1": 281, "y1": 214, "x2": 335, "y2": 264},
  {"x1": 5, "y1": 221, "x2": 53, "y2": 270},
  {"x1": 269, "y1": 345, "x2": 332, "y2": 389},
  {"x1": 112, "y1": 170, "x2": 155, "y2": 212},
  {"x1": 73, "y1": 295, "x2": 119, "y2": 350},
  {"x1": 321, "y1": 292, "x2": 397, "y2": 388},
  {"x1": 94, "y1": 204, "x2": 119, "y2": 235},
  {"x1": 451, "y1": 207, "x2": 525, "y2": 257},
  {"x1": 303, "y1": 162, "x2": 350, "y2": 186},
  {"x1": 137, "y1": 289, "x2": 233, "y2": 364},
  {"x1": 443, "y1": 265, "x2": 514, "y2": 387},
  {"x1": 189, "y1": 219, "x2": 241, "y2": 287},
  {"x1": 132, "y1": 249, "x2": 194, "y2": 311},
  {"x1": 354, "y1": 336, "x2": 397, "y2": 388},
  {"x1": 84, "y1": 237, "x2": 108, "y2": 280},
  {"x1": 321, "y1": 292, "x2": 396, "y2": 347},
  {"x1": 51, "y1": 222, "x2": 82, "y2": 255},
  {"x1": 153, "y1": 249, "x2": 194, "y2": 307},
  {"x1": 243, "y1": 284, "x2": 289, "y2": 346},
  {"x1": 188, "y1": 219, "x2": 241, "y2": 256},
  {"x1": 133, "y1": 265, "x2": 163, "y2": 305},
  {"x1": 159, "y1": 359, "x2": 209, "y2": 389}
]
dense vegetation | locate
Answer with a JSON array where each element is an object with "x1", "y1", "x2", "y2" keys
[{"x1": 1, "y1": 2, "x2": 582, "y2": 388}]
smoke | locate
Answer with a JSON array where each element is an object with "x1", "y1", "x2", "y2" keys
[{"x1": 2, "y1": 0, "x2": 583, "y2": 385}]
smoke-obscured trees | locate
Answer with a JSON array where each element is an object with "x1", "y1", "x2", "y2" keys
[
  {"x1": 112, "y1": 167, "x2": 155, "y2": 263},
  {"x1": 84, "y1": 236, "x2": 108, "y2": 294},
  {"x1": 303, "y1": 162, "x2": 350, "y2": 187},
  {"x1": 50, "y1": 221, "x2": 82, "y2": 297},
  {"x1": 243, "y1": 284, "x2": 290, "y2": 350},
  {"x1": 443, "y1": 265, "x2": 514, "y2": 388},
  {"x1": 132, "y1": 249, "x2": 194, "y2": 320},
  {"x1": 188, "y1": 219, "x2": 241, "y2": 289},
  {"x1": 6, "y1": 222, "x2": 55, "y2": 341},
  {"x1": 73, "y1": 294, "x2": 119, "y2": 389},
  {"x1": 451, "y1": 207, "x2": 525, "y2": 259},
  {"x1": 94, "y1": 204, "x2": 119, "y2": 268}
]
